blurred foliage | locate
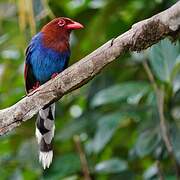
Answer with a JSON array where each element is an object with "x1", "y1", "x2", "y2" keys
[{"x1": 0, "y1": 0, "x2": 179, "y2": 179}]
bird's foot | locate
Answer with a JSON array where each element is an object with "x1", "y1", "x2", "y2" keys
[
  {"x1": 32, "y1": 81, "x2": 40, "y2": 90},
  {"x1": 51, "y1": 73, "x2": 59, "y2": 79},
  {"x1": 27, "y1": 82, "x2": 40, "y2": 96}
]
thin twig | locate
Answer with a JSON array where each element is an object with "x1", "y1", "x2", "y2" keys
[
  {"x1": 156, "y1": 160, "x2": 164, "y2": 180},
  {"x1": 143, "y1": 61, "x2": 158, "y2": 92},
  {"x1": 73, "y1": 135, "x2": 91, "y2": 180},
  {"x1": 143, "y1": 61, "x2": 180, "y2": 178}
]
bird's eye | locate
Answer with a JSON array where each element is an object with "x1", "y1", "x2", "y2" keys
[{"x1": 58, "y1": 19, "x2": 65, "y2": 27}]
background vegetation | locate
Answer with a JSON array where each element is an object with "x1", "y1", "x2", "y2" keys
[{"x1": 0, "y1": 0, "x2": 179, "y2": 179}]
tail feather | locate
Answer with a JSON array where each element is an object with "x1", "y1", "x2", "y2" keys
[
  {"x1": 39, "y1": 151, "x2": 53, "y2": 169},
  {"x1": 36, "y1": 103, "x2": 55, "y2": 169}
]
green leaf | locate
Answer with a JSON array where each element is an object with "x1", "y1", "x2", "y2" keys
[
  {"x1": 92, "y1": 112, "x2": 131, "y2": 153},
  {"x1": 173, "y1": 75, "x2": 180, "y2": 93},
  {"x1": 131, "y1": 51, "x2": 148, "y2": 63},
  {"x1": 22, "y1": 168, "x2": 40, "y2": 180},
  {"x1": 171, "y1": 54, "x2": 180, "y2": 83},
  {"x1": 91, "y1": 81, "x2": 150, "y2": 107},
  {"x1": 9, "y1": 169, "x2": 23, "y2": 180},
  {"x1": 135, "y1": 128, "x2": 160, "y2": 157},
  {"x1": 62, "y1": 175, "x2": 78, "y2": 180},
  {"x1": 148, "y1": 39, "x2": 180, "y2": 83},
  {"x1": 56, "y1": 112, "x2": 99, "y2": 141},
  {"x1": 56, "y1": 117, "x2": 88, "y2": 141},
  {"x1": 171, "y1": 125, "x2": 180, "y2": 163},
  {"x1": 143, "y1": 164, "x2": 158, "y2": 180},
  {"x1": 95, "y1": 158, "x2": 128, "y2": 174},
  {"x1": 17, "y1": 140, "x2": 39, "y2": 170},
  {"x1": 43, "y1": 153, "x2": 81, "y2": 180}
]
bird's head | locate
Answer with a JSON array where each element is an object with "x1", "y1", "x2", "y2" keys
[
  {"x1": 41, "y1": 17, "x2": 83, "y2": 52},
  {"x1": 41, "y1": 17, "x2": 84, "y2": 34}
]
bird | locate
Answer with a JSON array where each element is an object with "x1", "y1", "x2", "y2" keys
[{"x1": 24, "y1": 17, "x2": 83, "y2": 169}]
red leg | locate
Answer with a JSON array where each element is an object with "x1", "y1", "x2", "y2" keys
[
  {"x1": 32, "y1": 81, "x2": 40, "y2": 90},
  {"x1": 51, "y1": 73, "x2": 59, "y2": 79},
  {"x1": 27, "y1": 81, "x2": 40, "y2": 96}
]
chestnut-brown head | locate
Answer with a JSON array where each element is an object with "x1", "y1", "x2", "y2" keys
[
  {"x1": 41, "y1": 17, "x2": 84, "y2": 52},
  {"x1": 41, "y1": 17, "x2": 84, "y2": 33}
]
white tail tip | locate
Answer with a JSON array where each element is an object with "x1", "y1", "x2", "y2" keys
[{"x1": 39, "y1": 151, "x2": 53, "y2": 169}]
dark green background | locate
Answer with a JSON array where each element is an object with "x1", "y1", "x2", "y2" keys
[{"x1": 0, "y1": 0, "x2": 179, "y2": 179}]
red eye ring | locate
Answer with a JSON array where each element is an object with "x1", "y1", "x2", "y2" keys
[{"x1": 58, "y1": 19, "x2": 65, "y2": 27}]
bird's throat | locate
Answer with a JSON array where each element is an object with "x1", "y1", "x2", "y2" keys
[{"x1": 41, "y1": 30, "x2": 70, "y2": 53}]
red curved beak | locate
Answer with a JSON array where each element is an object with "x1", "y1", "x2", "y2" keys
[{"x1": 66, "y1": 21, "x2": 84, "y2": 30}]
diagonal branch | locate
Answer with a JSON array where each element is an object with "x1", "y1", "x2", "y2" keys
[{"x1": 0, "y1": 2, "x2": 179, "y2": 135}]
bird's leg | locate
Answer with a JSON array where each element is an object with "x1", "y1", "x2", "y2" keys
[
  {"x1": 32, "y1": 81, "x2": 40, "y2": 90},
  {"x1": 51, "y1": 73, "x2": 59, "y2": 79},
  {"x1": 27, "y1": 81, "x2": 40, "y2": 96}
]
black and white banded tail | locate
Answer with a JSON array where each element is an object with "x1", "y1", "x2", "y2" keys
[{"x1": 35, "y1": 103, "x2": 55, "y2": 169}]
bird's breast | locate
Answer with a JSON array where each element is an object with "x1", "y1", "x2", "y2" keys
[{"x1": 30, "y1": 38, "x2": 70, "y2": 83}]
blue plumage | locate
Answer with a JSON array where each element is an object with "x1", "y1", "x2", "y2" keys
[{"x1": 26, "y1": 32, "x2": 70, "y2": 85}]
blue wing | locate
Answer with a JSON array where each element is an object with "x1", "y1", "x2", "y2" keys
[
  {"x1": 24, "y1": 32, "x2": 70, "y2": 93},
  {"x1": 24, "y1": 42, "x2": 37, "y2": 93}
]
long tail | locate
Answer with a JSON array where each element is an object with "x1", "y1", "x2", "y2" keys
[{"x1": 35, "y1": 103, "x2": 55, "y2": 169}]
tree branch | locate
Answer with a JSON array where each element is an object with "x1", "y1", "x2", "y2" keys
[{"x1": 0, "y1": 2, "x2": 179, "y2": 135}]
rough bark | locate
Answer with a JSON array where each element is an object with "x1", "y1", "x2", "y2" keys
[{"x1": 0, "y1": 2, "x2": 179, "y2": 135}]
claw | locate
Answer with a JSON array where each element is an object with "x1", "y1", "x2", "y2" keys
[
  {"x1": 51, "y1": 73, "x2": 59, "y2": 79},
  {"x1": 27, "y1": 81, "x2": 40, "y2": 96},
  {"x1": 32, "y1": 81, "x2": 40, "y2": 90}
]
